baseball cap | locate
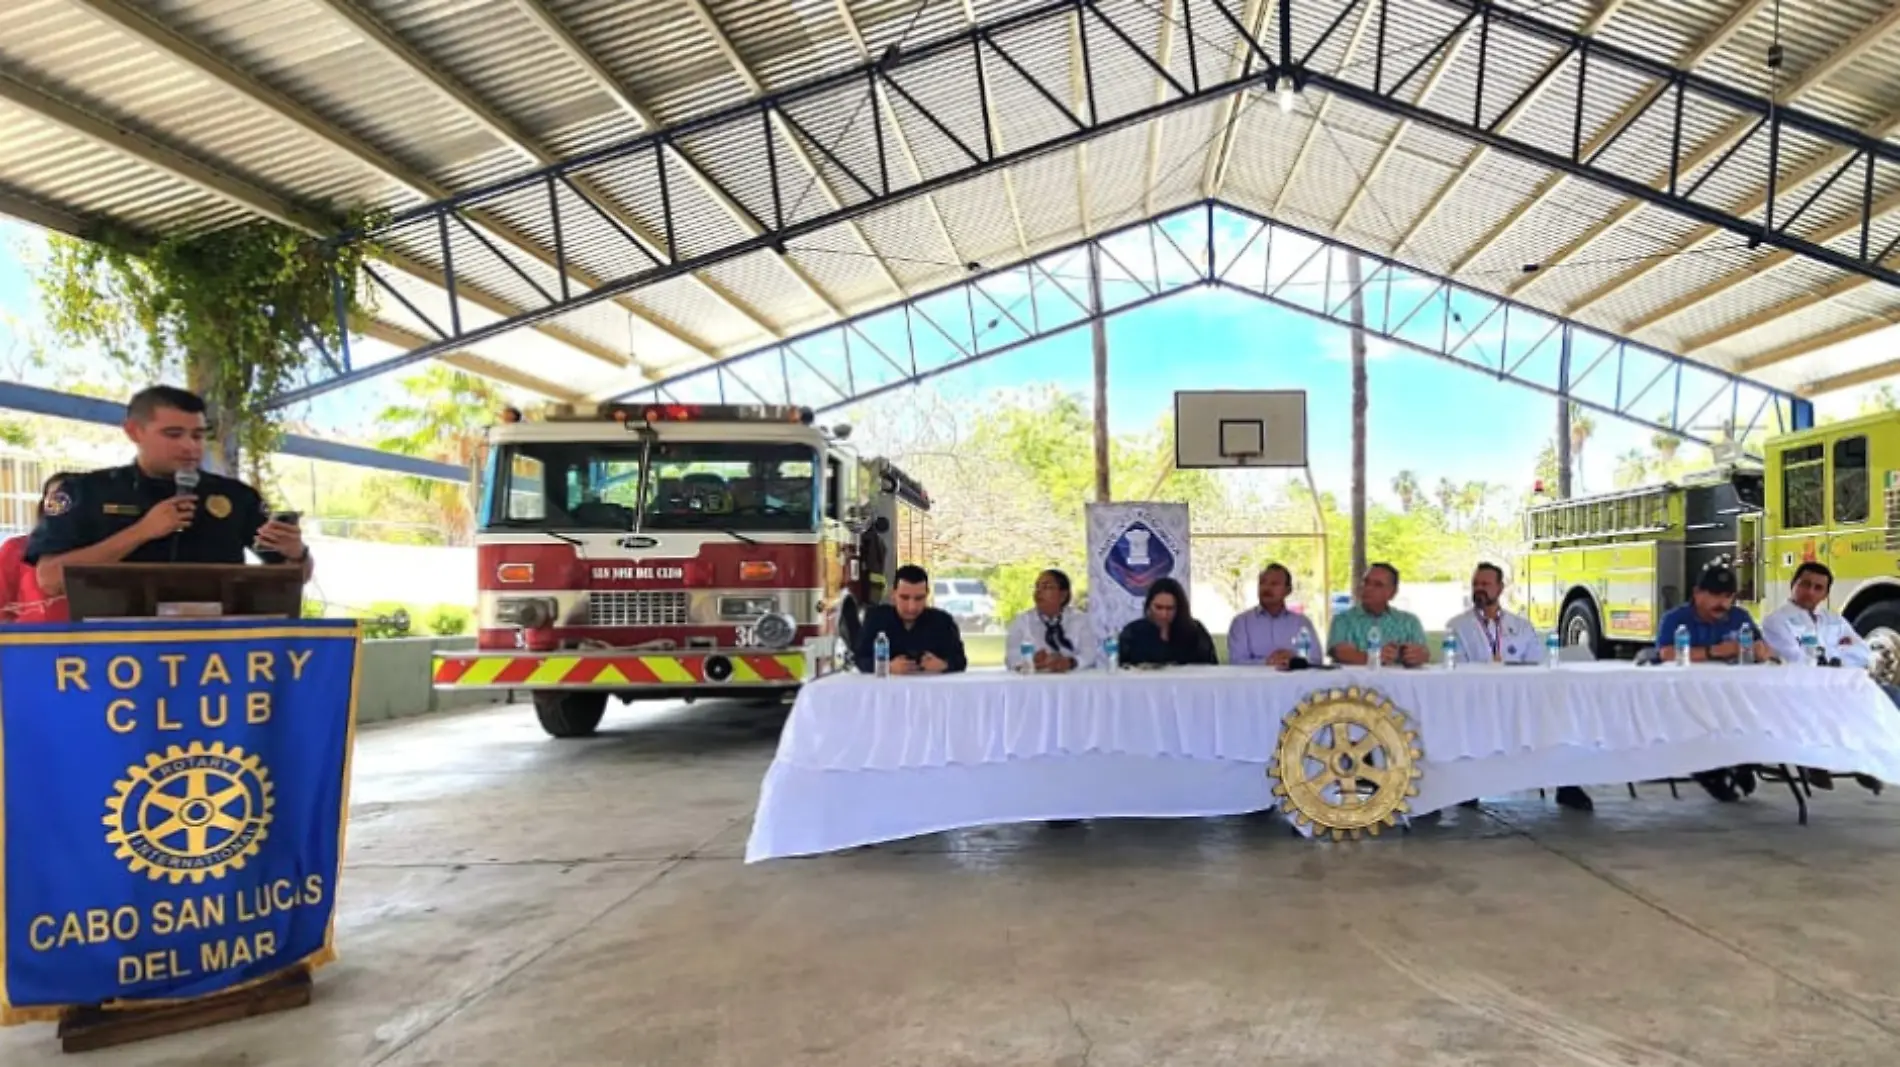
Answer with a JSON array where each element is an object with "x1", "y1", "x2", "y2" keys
[{"x1": 1695, "y1": 564, "x2": 1738, "y2": 595}]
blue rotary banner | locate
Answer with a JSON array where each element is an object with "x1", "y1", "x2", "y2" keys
[{"x1": 0, "y1": 619, "x2": 360, "y2": 1023}]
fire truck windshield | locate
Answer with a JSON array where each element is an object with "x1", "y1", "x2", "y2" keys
[{"x1": 485, "y1": 441, "x2": 820, "y2": 532}]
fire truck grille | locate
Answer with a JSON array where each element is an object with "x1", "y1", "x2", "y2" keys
[{"x1": 587, "y1": 591, "x2": 690, "y2": 627}]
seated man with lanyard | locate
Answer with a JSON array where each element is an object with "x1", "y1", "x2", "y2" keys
[{"x1": 854, "y1": 564, "x2": 967, "y2": 675}]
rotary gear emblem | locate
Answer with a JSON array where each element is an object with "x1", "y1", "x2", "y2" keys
[
  {"x1": 104, "y1": 741, "x2": 274, "y2": 884},
  {"x1": 1271, "y1": 687, "x2": 1421, "y2": 840}
]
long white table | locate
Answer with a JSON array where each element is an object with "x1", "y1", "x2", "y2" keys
[{"x1": 745, "y1": 662, "x2": 1900, "y2": 861}]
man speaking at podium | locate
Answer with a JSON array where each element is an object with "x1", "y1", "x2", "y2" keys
[{"x1": 25, "y1": 386, "x2": 313, "y2": 598}]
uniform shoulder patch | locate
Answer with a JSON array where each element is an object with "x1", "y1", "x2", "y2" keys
[{"x1": 43, "y1": 489, "x2": 71, "y2": 517}]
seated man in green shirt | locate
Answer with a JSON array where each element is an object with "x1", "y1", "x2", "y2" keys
[{"x1": 1327, "y1": 563, "x2": 1430, "y2": 667}]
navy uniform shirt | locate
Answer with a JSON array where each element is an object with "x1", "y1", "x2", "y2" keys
[
  {"x1": 1653, "y1": 603, "x2": 1758, "y2": 654},
  {"x1": 853, "y1": 604, "x2": 968, "y2": 673},
  {"x1": 25, "y1": 464, "x2": 286, "y2": 567}
]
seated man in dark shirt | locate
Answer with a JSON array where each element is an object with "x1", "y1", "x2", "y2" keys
[
  {"x1": 1654, "y1": 564, "x2": 1767, "y2": 664},
  {"x1": 854, "y1": 564, "x2": 967, "y2": 675}
]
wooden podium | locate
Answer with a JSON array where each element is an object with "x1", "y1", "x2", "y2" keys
[
  {"x1": 48, "y1": 563, "x2": 312, "y2": 1051},
  {"x1": 62, "y1": 563, "x2": 305, "y2": 622}
]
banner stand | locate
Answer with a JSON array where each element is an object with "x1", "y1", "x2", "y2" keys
[
  {"x1": 56, "y1": 968, "x2": 311, "y2": 1053},
  {"x1": 0, "y1": 616, "x2": 360, "y2": 1055}
]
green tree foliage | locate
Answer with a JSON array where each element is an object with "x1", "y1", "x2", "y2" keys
[
  {"x1": 375, "y1": 366, "x2": 504, "y2": 545},
  {"x1": 868, "y1": 387, "x2": 1524, "y2": 625},
  {"x1": 35, "y1": 221, "x2": 376, "y2": 486}
]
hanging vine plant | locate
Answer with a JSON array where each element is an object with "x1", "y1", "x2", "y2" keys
[{"x1": 38, "y1": 217, "x2": 380, "y2": 487}]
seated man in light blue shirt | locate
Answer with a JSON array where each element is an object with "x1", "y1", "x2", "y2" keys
[
  {"x1": 1327, "y1": 563, "x2": 1429, "y2": 667},
  {"x1": 1227, "y1": 563, "x2": 1323, "y2": 669}
]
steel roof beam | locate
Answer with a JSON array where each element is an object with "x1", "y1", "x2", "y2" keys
[
  {"x1": 831, "y1": 0, "x2": 970, "y2": 271},
  {"x1": 359, "y1": 320, "x2": 585, "y2": 402},
  {"x1": 312, "y1": 0, "x2": 769, "y2": 354},
  {"x1": 1506, "y1": 0, "x2": 1899, "y2": 302},
  {"x1": 1583, "y1": 123, "x2": 1900, "y2": 326},
  {"x1": 681, "y1": 0, "x2": 908, "y2": 304},
  {"x1": 1201, "y1": 0, "x2": 1272, "y2": 200},
  {"x1": 0, "y1": 66, "x2": 635, "y2": 377},
  {"x1": 507, "y1": 0, "x2": 860, "y2": 321},
  {"x1": 1434, "y1": 0, "x2": 1632, "y2": 273},
  {"x1": 615, "y1": 201, "x2": 1808, "y2": 447},
  {"x1": 61, "y1": 0, "x2": 648, "y2": 376},
  {"x1": 296, "y1": 0, "x2": 1900, "y2": 410},
  {"x1": 1335, "y1": 15, "x2": 1474, "y2": 243},
  {"x1": 1271, "y1": 0, "x2": 1378, "y2": 217},
  {"x1": 1457, "y1": 0, "x2": 1768, "y2": 292}
]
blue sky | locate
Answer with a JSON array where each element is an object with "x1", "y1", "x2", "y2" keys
[{"x1": 0, "y1": 216, "x2": 1850, "y2": 507}]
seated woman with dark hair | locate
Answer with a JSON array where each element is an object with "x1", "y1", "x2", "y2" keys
[{"x1": 1116, "y1": 577, "x2": 1218, "y2": 666}]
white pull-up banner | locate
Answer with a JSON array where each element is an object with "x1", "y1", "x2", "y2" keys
[{"x1": 1086, "y1": 502, "x2": 1191, "y2": 640}]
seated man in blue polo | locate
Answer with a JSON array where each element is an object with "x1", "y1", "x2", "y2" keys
[
  {"x1": 1654, "y1": 563, "x2": 1769, "y2": 665},
  {"x1": 1654, "y1": 563, "x2": 1769, "y2": 803}
]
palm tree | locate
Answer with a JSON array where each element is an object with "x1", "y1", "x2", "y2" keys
[
  {"x1": 1458, "y1": 481, "x2": 1488, "y2": 528},
  {"x1": 1614, "y1": 448, "x2": 1650, "y2": 489},
  {"x1": 1568, "y1": 402, "x2": 1595, "y2": 494},
  {"x1": 376, "y1": 367, "x2": 506, "y2": 545},
  {"x1": 1434, "y1": 477, "x2": 1459, "y2": 520},
  {"x1": 1391, "y1": 470, "x2": 1422, "y2": 512}
]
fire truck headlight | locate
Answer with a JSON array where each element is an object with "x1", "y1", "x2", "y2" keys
[
  {"x1": 496, "y1": 597, "x2": 555, "y2": 629},
  {"x1": 752, "y1": 612, "x2": 798, "y2": 649},
  {"x1": 720, "y1": 595, "x2": 777, "y2": 619}
]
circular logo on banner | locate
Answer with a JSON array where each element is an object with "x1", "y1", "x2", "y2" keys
[
  {"x1": 1271, "y1": 687, "x2": 1421, "y2": 840},
  {"x1": 1103, "y1": 521, "x2": 1177, "y2": 596},
  {"x1": 105, "y1": 742, "x2": 274, "y2": 885}
]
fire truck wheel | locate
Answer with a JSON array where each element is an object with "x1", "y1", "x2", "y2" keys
[
  {"x1": 532, "y1": 691, "x2": 608, "y2": 738},
  {"x1": 1559, "y1": 599, "x2": 1602, "y2": 658},
  {"x1": 1852, "y1": 599, "x2": 1900, "y2": 645}
]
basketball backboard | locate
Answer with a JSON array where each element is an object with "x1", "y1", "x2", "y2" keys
[{"x1": 1173, "y1": 391, "x2": 1308, "y2": 469}]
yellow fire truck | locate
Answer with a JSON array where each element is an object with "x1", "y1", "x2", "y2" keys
[{"x1": 1520, "y1": 410, "x2": 1900, "y2": 657}]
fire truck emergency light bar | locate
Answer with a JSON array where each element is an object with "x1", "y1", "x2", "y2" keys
[{"x1": 518, "y1": 402, "x2": 817, "y2": 425}]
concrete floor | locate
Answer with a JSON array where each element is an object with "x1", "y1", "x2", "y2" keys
[{"x1": 9, "y1": 700, "x2": 1900, "y2": 1067}]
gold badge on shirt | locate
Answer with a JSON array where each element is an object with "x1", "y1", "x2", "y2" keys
[{"x1": 205, "y1": 494, "x2": 232, "y2": 519}]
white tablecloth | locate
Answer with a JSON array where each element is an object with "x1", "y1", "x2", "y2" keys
[{"x1": 746, "y1": 663, "x2": 1900, "y2": 861}]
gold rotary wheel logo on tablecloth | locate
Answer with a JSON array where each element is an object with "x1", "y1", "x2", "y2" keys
[
  {"x1": 104, "y1": 741, "x2": 275, "y2": 884},
  {"x1": 1271, "y1": 687, "x2": 1421, "y2": 840}
]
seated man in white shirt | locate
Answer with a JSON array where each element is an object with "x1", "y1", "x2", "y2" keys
[
  {"x1": 1443, "y1": 562, "x2": 1543, "y2": 665},
  {"x1": 1444, "y1": 562, "x2": 1592, "y2": 812},
  {"x1": 1758, "y1": 561, "x2": 1889, "y2": 792},
  {"x1": 1005, "y1": 568, "x2": 1098, "y2": 672},
  {"x1": 1762, "y1": 562, "x2": 1872, "y2": 669}
]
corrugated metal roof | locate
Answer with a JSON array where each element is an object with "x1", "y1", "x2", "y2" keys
[{"x1": 1, "y1": 0, "x2": 1897, "y2": 403}]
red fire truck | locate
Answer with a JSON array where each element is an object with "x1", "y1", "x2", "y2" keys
[{"x1": 431, "y1": 402, "x2": 929, "y2": 737}]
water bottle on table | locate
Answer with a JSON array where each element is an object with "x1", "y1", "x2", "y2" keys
[
  {"x1": 874, "y1": 631, "x2": 891, "y2": 678},
  {"x1": 1293, "y1": 628, "x2": 1313, "y2": 665},
  {"x1": 1737, "y1": 623, "x2": 1755, "y2": 665},
  {"x1": 1441, "y1": 631, "x2": 1458, "y2": 670},
  {"x1": 1545, "y1": 630, "x2": 1560, "y2": 668},
  {"x1": 1367, "y1": 624, "x2": 1383, "y2": 671},
  {"x1": 1673, "y1": 624, "x2": 1691, "y2": 667},
  {"x1": 1017, "y1": 638, "x2": 1036, "y2": 674},
  {"x1": 1103, "y1": 633, "x2": 1120, "y2": 671}
]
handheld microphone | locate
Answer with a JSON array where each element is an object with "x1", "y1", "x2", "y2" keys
[{"x1": 169, "y1": 465, "x2": 200, "y2": 561}]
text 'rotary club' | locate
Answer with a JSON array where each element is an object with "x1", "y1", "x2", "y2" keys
[{"x1": 52, "y1": 648, "x2": 317, "y2": 733}]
